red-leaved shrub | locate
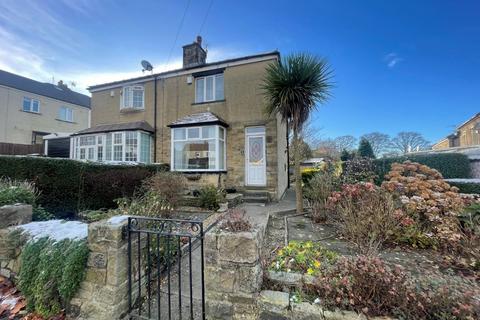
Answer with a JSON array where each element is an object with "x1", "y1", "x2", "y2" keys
[{"x1": 314, "y1": 255, "x2": 480, "y2": 319}]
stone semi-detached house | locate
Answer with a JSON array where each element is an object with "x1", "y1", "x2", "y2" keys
[
  {"x1": 433, "y1": 112, "x2": 480, "y2": 150},
  {"x1": 72, "y1": 37, "x2": 288, "y2": 199},
  {"x1": 0, "y1": 70, "x2": 90, "y2": 147}
]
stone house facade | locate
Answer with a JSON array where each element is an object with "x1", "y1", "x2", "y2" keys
[
  {"x1": 72, "y1": 37, "x2": 288, "y2": 199},
  {"x1": 0, "y1": 70, "x2": 90, "y2": 146},
  {"x1": 433, "y1": 112, "x2": 480, "y2": 150}
]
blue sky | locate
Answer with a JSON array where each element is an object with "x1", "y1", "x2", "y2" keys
[{"x1": 0, "y1": 0, "x2": 479, "y2": 144}]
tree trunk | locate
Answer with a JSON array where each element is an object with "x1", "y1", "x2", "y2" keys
[{"x1": 293, "y1": 129, "x2": 303, "y2": 214}]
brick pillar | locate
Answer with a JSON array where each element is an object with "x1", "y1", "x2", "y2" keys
[
  {"x1": 69, "y1": 217, "x2": 129, "y2": 320},
  {"x1": 204, "y1": 227, "x2": 263, "y2": 319}
]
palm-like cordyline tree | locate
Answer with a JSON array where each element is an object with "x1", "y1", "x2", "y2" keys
[{"x1": 262, "y1": 53, "x2": 333, "y2": 213}]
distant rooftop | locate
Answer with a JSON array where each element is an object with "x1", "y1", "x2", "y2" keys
[{"x1": 0, "y1": 70, "x2": 90, "y2": 108}]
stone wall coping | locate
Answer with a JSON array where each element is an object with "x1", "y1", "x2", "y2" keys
[
  {"x1": 106, "y1": 215, "x2": 130, "y2": 226},
  {"x1": 259, "y1": 290, "x2": 397, "y2": 320},
  {"x1": 0, "y1": 204, "x2": 32, "y2": 210},
  {"x1": 267, "y1": 270, "x2": 316, "y2": 286}
]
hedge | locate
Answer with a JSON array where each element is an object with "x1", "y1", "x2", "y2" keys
[
  {"x1": 374, "y1": 153, "x2": 471, "y2": 184},
  {"x1": 0, "y1": 156, "x2": 168, "y2": 218},
  {"x1": 448, "y1": 182, "x2": 480, "y2": 194}
]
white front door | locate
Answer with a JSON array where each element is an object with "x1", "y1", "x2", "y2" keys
[{"x1": 245, "y1": 126, "x2": 266, "y2": 186}]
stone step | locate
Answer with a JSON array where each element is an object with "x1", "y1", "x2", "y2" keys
[
  {"x1": 243, "y1": 190, "x2": 269, "y2": 196},
  {"x1": 243, "y1": 195, "x2": 269, "y2": 204}
]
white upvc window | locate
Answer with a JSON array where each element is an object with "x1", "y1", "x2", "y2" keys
[
  {"x1": 72, "y1": 131, "x2": 152, "y2": 164},
  {"x1": 195, "y1": 73, "x2": 224, "y2": 103},
  {"x1": 171, "y1": 125, "x2": 226, "y2": 171},
  {"x1": 58, "y1": 106, "x2": 74, "y2": 122},
  {"x1": 121, "y1": 85, "x2": 145, "y2": 109},
  {"x1": 23, "y1": 97, "x2": 40, "y2": 113}
]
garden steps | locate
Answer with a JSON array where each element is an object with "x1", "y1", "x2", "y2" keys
[{"x1": 242, "y1": 190, "x2": 270, "y2": 204}]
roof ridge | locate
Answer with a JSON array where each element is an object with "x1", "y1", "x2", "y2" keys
[
  {"x1": 0, "y1": 69, "x2": 90, "y2": 108},
  {"x1": 88, "y1": 50, "x2": 280, "y2": 91}
]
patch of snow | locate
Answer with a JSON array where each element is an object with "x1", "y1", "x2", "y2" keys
[
  {"x1": 1, "y1": 296, "x2": 19, "y2": 310},
  {"x1": 107, "y1": 215, "x2": 130, "y2": 225},
  {"x1": 16, "y1": 220, "x2": 88, "y2": 241},
  {"x1": 446, "y1": 178, "x2": 480, "y2": 184}
]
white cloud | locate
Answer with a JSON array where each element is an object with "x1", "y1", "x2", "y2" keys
[
  {"x1": 384, "y1": 52, "x2": 403, "y2": 68},
  {"x1": 0, "y1": 1, "x2": 246, "y2": 95}
]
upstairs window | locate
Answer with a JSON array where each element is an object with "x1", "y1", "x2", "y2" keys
[
  {"x1": 122, "y1": 85, "x2": 144, "y2": 109},
  {"x1": 58, "y1": 106, "x2": 73, "y2": 122},
  {"x1": 195, "y1": 74, "x2": 224, "y2": 103},
  {"x1": 23, "y1": 97, "x2": 40, "y2": 113}
]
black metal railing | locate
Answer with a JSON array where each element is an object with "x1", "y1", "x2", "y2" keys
[{"x1": 127, "y1": 216, "x2": 205, "y2": 320}]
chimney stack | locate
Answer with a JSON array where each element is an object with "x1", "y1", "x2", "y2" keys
[{"x1": 183, "y1": 36, "x2": 207, "y2": 68}]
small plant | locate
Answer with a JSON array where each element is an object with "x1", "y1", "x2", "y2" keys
[
  {"x1": 304, "y1": 171, "x2": 340, "y2": 222},
  {"x1": 113, "y1": 191, "x2": 173, "y2": 218},
  {"x1": 32, "y1": 205, "x2": 54, "y2": 221},
  {"x1": 459, "y1": 202, "x2": 480, "y2": 236},
  {"x1": 0, "y1": 178, "x2": 55, "y2": 221},
  {"x1": 141, "y1": 171, "x2": 187, "y2": 209},
  {"x1": 270, "y1": 241, "x2": 338, "y2": 276},
  {"x1": 219, "y1": 208, "x2": 252, "y2": 232},
  {"x1": 198, "y1": 185, "x2": 223, "y2": 211},
  {"x1": 77, "y1": 209, "x2": 112, "y2": 222},
  {"x1": 18, "y1": 237, "x2": 89, "y2": 317},
  {"x1": 0, "y1": 178, "x2": 39, "y2": 207}
]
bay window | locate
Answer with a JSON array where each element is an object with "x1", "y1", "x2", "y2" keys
[
  {"x1": 172, "y1": 125, "x2": 226, "y2": 171},
  {"x1": 72, "y1": 131, "x2": 152, "y2": 163},
  {"x1": 195, "y1": 73, "x2": 224, "y2": 103}
]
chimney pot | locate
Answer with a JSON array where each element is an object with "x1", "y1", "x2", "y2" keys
[{"x1": 196, "y1": 35, "x2": 202, "y2": 45}]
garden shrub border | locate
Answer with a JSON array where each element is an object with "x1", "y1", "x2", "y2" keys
[
  {"x1": 0, "y1": 156, "x2": 168, "y2": 218},
  {"x1": 374, "y1": 153, "x2": 471, "y2": 183},
  {"x1": 18, "y1": 237, "x2": 89, "y2": 318}
]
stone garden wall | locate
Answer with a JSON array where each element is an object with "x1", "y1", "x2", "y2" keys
[
  {"x1": 69, "y1": 217, "x2": 131, "y2": 320},
  {"x1": 204, "y1": 226, "x2": 264, "y2": 319},
  {"x1": 0, "y1": 204, "x2": 32, "y2": 279}
]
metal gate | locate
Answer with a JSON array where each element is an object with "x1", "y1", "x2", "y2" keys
[{"x1": 127, "y1": 216, "x2": 205, "y2": 320}]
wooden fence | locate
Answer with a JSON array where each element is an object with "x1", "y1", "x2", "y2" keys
[{"x1": 0, "y1": 142, "x2": 43, "y2": 155}]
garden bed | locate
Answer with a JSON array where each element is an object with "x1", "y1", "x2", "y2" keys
[{"x1": 263, "y1": 160, "x2": 480, "y2": 319}]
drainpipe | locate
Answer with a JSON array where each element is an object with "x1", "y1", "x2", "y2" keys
[
  {"x1": 286, "y1": 121, "x2": 290, "y2": 189},
  {"x1": 153, "y1": 77, "x2": 157, "y2": 163}
]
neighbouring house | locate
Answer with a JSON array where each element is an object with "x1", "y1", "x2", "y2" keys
[
  {"x1": 300, "y1": 157, "x2": 324, "y2": 169},
  {"x1": 0, "y1": 70, "x2": 91, "y2": 154},
  {"x1": 433, "y1": 112, "x2": 480, "y2": 150},
  {"x1": 71, "y1": 37, "x2": 288, "y2": 199}
]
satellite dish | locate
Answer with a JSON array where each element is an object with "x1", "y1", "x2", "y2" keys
[{"x1": 141, "y1": 60, "x2": 153, "y2": 73}]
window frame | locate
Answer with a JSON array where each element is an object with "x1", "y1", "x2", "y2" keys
[
  {"x1": 22, "y1": 97, "x2": 40, "y2": 113},
  {"x1": 72, "y1": 130, "x2": 152, "y2": 164},
  {"x1": 194, "y1": 73, "x2": 224, "y2": 103},
  {"x1": 171, "y1": 124, "x2": 226, "y2": 172},
  {"x1": 58, "y1": 106, "x2": 74, "y2": 122},
  {"x1": 121, "y1": 85, "x2": 145, "y2": 110}
]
